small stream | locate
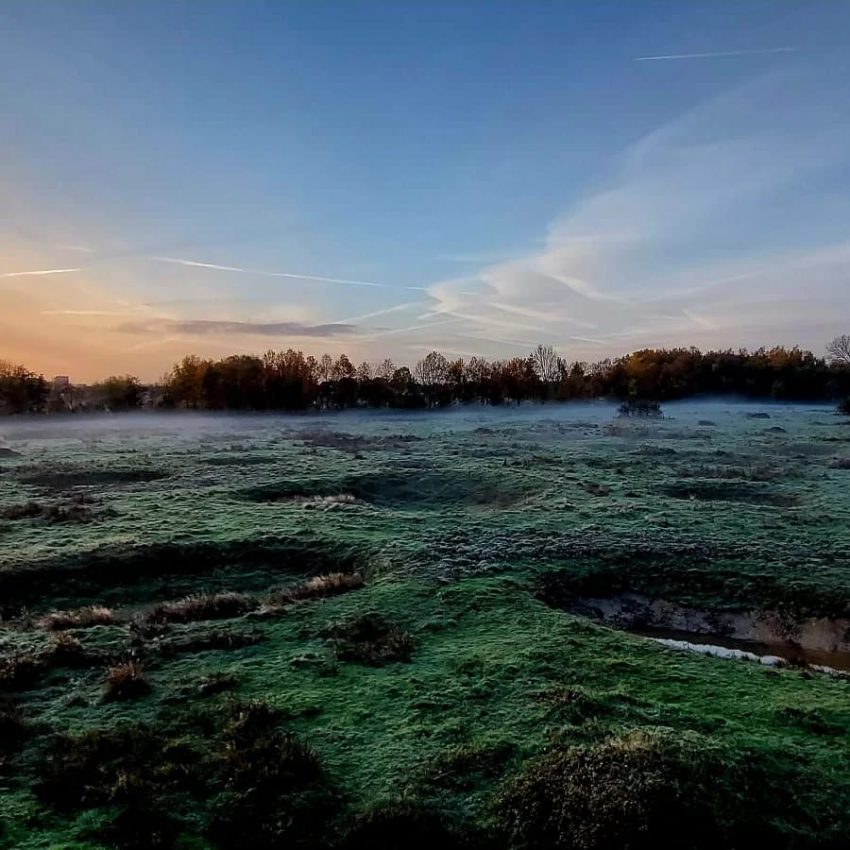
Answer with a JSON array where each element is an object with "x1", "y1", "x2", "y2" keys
[{"x1": 635, "y1": 628, "x2": 850, "y2": 676}]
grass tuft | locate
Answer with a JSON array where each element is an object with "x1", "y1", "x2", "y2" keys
[
  {"x1": 103, "y1": 660, "x2": 150, "y2": 701},
  {"x1": 37, "y1": 604, "x2": 117, "y2": 631},
  {"x1": 321, "y1": 612, "x2": 414, "y2": 666},
  {"x1": 146, "y1": 591, "x2": 256, "y2": 624}
]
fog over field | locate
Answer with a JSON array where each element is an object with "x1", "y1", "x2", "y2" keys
[{"x1": 1, "y1": 402, "x2": 848, "y2": 848}]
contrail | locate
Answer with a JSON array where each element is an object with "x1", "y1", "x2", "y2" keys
[
  {"x1": 152, "y1": 255, "x2": 429, "y2": 292},
  {"x1": 153, "y1": 256, "x2": 386, "y2": 289},
  {"x1": 333, "y1": 301, "x2": 426, "y2": 325},
  {"x1": 0, "y1": 267, "x2": 80, "y2": 279},
  {"x1": 635, "y1": 46, "x2": 798, "y2": 61}
]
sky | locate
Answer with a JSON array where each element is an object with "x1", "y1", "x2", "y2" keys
[{"x1": 1, "y1": 1, "x2": 850, "y2": 382}]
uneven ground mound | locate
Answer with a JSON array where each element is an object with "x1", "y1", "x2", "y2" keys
[
  {"x1": 17, "y1": 466, "x2": 167, "y2": 490},
  {"x1": 242, "y1": 469, "x2": 537, "y2": 510},
  {"x1": 661, "y1": 480, "x2": 797, "y2": 507},
  {"x1": 497, "y1": 730, "x2": 841, "y2": 850},
  {"x1": 0, "y1": 537, "x2": 365, "y2": 613}
]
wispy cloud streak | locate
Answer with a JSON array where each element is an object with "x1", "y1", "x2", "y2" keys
[
  {"x1": 153, "y1": 256, "x2": 397, "y2": 290},
  {"x1": 635, "y1": 47, "x2": 798, "y2": 62},
  {"x1": 0, "y1": 268, "x2": 80, "y2": 279},
  {"x1": 119, "y1": 318, "x2": 355, "y2": 337}
]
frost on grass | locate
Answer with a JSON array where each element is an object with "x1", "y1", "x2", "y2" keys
[
  {"x1": 37, "y1": 605, "x2": 117, "y2": 631},
  {"x1": 146, "y1": 592, "x2": 256, "y2": 624}
]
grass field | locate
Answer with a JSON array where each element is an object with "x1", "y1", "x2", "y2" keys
[{"x1": 1, "y1": 401, "x2": 849, "y2": 849}]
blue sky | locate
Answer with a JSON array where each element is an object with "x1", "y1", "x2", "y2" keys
[{"x1": 2, "y1": 1, "x2": 849, "y2": 380}]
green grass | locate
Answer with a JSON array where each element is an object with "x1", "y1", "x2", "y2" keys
[{"x1": 0, "y1": 402, "x2": 848, "y2": 847}]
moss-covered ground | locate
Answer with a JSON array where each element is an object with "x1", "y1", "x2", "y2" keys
[{"x1": 1, "y1": 401, "x2": 848, "y2": 848}]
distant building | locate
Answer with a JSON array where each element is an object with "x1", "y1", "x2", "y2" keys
[{"x1": 52, "y1": 375, "x2": 71, "y2": 390}]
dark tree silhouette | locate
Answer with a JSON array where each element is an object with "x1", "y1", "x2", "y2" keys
[{"x1": 827, "y1": 335, "x2": 850, "y2": 366}]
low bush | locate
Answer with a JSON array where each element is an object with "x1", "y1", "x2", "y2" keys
[
  {"x1": 617, "y1": 400, "x2": 663, "y2": 418},
  {"x1": 0, "y1": 499, "x2": 95, "y2": 523},
  {"x1": 46, "y1": 632, "x2": 89, "y2": 668},
  {"x1": 0, "y1": 653, "x2": 43, "y2": 691},
  {"x1": 146, "y1": 592, "x2": 256, "y2": 624},
  {"x1": 496, "y1": 730, "x2": 836, "y2": 850},
  {"x1": 210, "y1": 700, "x2": 333, "y2": 849},
  {"x1": 269, "y1": 572, "x2": 364, "y2": 605},
  {"x1": 37, "y1": 604, "x2": 117, "y2": 631},
  {"x1": 0, "y1": 501, "x2": 43, "y2": 520},
  {"x1": 32, "y1": 702, "x2": 336, "y2": 849},
  {"x1": 103, "y1": 660, "x2": 150, "y2": 701},
  {"x1": 321, "y1": 613, "x2": 413, "y2": 666}
]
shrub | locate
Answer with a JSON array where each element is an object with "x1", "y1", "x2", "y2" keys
[
  {"x1": 0, "y1": 499, "x2": 95, "y2": 523},
  {"x1": 146, "y1": 592, "x2": 256, "y2": 624},
  {"x1": 45, "y1": 632, "x2": 88, "y2": 668},
  {"x1": 321, "y1": 613, "x2": 413, "y2": 666},
  {"x1": 103, "y1": 661, "x2": 150, "y2": 701},
  {"x1": 495, "y1": 730, "x2": 831, "y2": 850},
  {"x1": 0, "y1": 653, "x2": 43, "y2": 691},
  {"x1": 37, "y1": 604, "x2": 117, "y2": 631},
  {"x1": 211, "y1": 701, "x2": 332, "y2": 849},
  {"x1": 617, "y1": 400, "x2": 663, "y2": 418},
  {"x1": 269, "y1": 572, "x2": 364, "y2": 605},
  {"x1": 34, "y1": 722, "x2": 198, "y2": 847},
  {"x1": 32, "y1": 704, "x2": 333, "y2": 849},
  {"x1": 0, "y1": 501, "x2": 43, "y2": 520}
]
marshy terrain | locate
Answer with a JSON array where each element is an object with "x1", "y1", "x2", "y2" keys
[{"x1": 1, "y1": 401, "x2": 849, "y2": 848}]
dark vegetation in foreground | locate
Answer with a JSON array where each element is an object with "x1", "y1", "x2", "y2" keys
[{"x1": 4, "y1": 339, "x2": 850, "y2": 413}]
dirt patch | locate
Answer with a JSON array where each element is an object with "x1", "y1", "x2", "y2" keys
[{"x1": 661, "y1": 480, "x2": 797, "y2": 507}]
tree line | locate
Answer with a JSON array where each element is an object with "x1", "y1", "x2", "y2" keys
[{"x1": 2, "y1": 338, "x2": 850, "y2": 415}]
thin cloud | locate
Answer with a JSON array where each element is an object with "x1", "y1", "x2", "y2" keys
[
  {"x1": 635, "y1": 47, "x2": 798, "y2": 62},
  {"x1": 152, "y1": 255, "x2": 429, "y2": 292},
  {"x1": 42, "y1": 310, "x2": 131, "y2": 316},
  {"x1": 153, "y1": 256, "x2": 385, "y2": 289},
  {"x1": 0, "y1": 268, "x2": 80, "y2": 279},
  {"x1": 332, "y1": 301, "x2": 427, "y2": 324},
  {"x1": 118, "y1": 319, "x2": 356, "y2": 338},
  {"x1": 364, "y1": 317, "x2": 465, "y2": 339}
]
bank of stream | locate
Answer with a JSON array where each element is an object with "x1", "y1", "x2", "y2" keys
[{"x1": 558, "y1": 592, "x2": 850, "y2": 676}]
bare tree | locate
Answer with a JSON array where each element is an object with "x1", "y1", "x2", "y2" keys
[
  {"x1": 356, "y1": 361, "x2": 373, "y2": 381},
  {"x1": 532, "y1": 344, "x2": 560, "y2": 382},
  {"x1": 318, "y1": 353, "x2": 334, "y2": 382},
  {"x1": 827, "y1": 335, "x2": 850, "y2": 366},
  {"x1": 415, "y1": 351, "x2": 449, "y2": 386},
  {"x1": 332, "y1": 354, "x2": 355, "y2": 380},
  {"x1": 375, "y1": 358, "x2": 395, "y2": 380}
]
